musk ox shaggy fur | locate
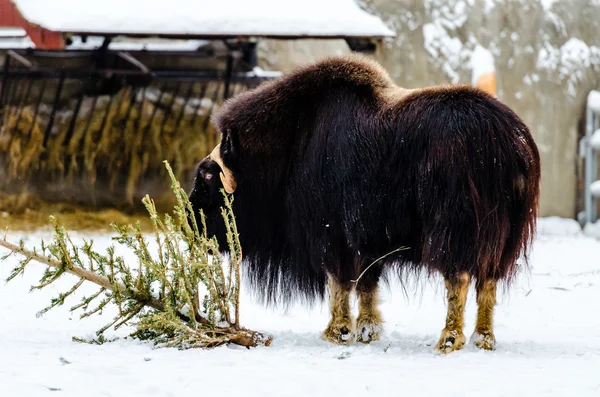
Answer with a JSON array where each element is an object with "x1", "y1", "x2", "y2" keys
[{"x1": 188, "y1": 54, "x2": 541, "y2": 353}]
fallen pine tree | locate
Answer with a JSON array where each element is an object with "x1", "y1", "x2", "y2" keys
[{"x1": 0, "y1": 161, "x2": 272, "y2": 349}]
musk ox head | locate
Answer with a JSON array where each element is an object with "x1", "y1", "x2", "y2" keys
[
  {"x1": 187, "y1": 134, "x2": 238, "y2": 242},
  {"x1": 186, "y1": 76, "x2": 291, "y2": 248},
  {"x1": 203, "y1": 143, "x2": 237, "y2": 195}
]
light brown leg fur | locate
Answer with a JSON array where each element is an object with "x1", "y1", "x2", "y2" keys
[
  {"x1": 356, "y1": 286, "x2": 383, "y2": 344},
  {"x1": 470, "y1": 279, "x2": 497, "y2": 350},
  {"x1": 322, "y1": 276, "x2": 355, "y2": 344},
  {"x1": 435, "y1": 272, "x2": 470, "y2": 354}
]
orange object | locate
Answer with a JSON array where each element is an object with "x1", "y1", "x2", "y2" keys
[{"x1": 476, "y1": 72, "x2": 497, "y2": 96}]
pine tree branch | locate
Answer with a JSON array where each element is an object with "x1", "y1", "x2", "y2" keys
[
  {"x1": 0, "y1": 238, "x2": 270, "y2": 348},
  {"x1": 2, "y1": 239, "x2": 110, "y2": 292},
  {"x1": 0, "y1": 238, "x2": 162, "y2": 310}
]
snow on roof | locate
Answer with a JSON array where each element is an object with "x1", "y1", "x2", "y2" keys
[
  {"x1": 66, "y1": 36, "x2": 211, "y2": 52},
  {"x1": 0, "y1": 27, "x2": 35, "y2": 49},
  {"x1": 10, "y1": 0, "x2": 395, "y2": 39},
  {"x1": 0, "y1": 27, "x2": 28, "y2": 38}
]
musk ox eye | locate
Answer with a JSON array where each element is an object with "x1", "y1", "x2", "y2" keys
[{"x1": 203, "y1": 172, "x2": 214, "y2": 181}]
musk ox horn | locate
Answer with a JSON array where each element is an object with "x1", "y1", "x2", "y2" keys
[{"x1": 208, "y1": 144, "x2": 237, "y2": 194}]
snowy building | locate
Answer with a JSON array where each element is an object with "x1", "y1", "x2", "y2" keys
[{"x1": 0, "y1": 0, "x2": 394, "y2": 211}]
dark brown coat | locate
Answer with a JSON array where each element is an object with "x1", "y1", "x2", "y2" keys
[{"x1": 189, "y1": 54, "x2": 541, "y2": 306}]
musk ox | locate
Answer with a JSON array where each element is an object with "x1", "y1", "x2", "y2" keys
[{"x1": 188, "y1": 54, "x2": 540, "y2": 353}]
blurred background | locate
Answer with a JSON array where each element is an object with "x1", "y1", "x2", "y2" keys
[{"x1": 0, "y1": 0, "x2": 599, "y2": 231}]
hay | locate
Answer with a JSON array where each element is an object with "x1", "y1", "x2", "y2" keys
[
  {"x1": 0, "y1": 191, "x2": 153, "y2": 232},
  {"x1": 0, "y1": 83, "x2": 225, "y2": 212}
]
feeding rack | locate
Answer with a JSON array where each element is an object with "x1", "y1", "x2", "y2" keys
[{"x1": 0, "y1": 41, "x2": 280, "y2": 210}]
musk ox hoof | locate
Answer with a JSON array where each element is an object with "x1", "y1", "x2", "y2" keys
[
  {"x1": 356, "y1": 323, "x2": 383, "y2": 344},
  {"x1": 356, "y1": 314, "x2": 383, "y2": 344},
  {"x1": 322, "y1": 319, "x2": 355, "y2": 345},
  {"x1": 470, "y1": 332, "x2": 496, "y2": 351},
  {"x1": 435, "y1": 329, "x2": 466, "y2": 354}
]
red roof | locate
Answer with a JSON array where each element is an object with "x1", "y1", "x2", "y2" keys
[{"x1": 0, "y1": 0, "x2": 63, "y2": 48}]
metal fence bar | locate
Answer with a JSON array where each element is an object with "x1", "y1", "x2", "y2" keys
[
  {"x1": 4, "y1": 75, "x2": 27, "y2": 149},
  {"x1": 117, "y1": 51, "x2": 152, "y2": 75},
  {"x1": 120, "y1": 87, "x2": 139, "y2": 135},
  {"x1": 133, "y1": 86, "x2": 147, "y2": 130},
  {"x1": 143, "y1": 80, "x2": 168, "y2": 135},
  {"x1": 63, "y1": 88, "x2": 86, "y2": 147},
  {"x1": 0, "y1": 68, "x2": 274, "y2": 83},
  {"x1": 190, "y1": 83, "x2": 208, "y2": 128},
  {"x1": 223, "y1": 54, "x2": 234, "y2": 100},
  {"x1": 0, "y1": 56, "x2": 10, "y2": 108},
  {"x1": 95, "y1": 89, "x2": 118, "y2": 142},
  {"x1": 11, "y1": 76, "x2": 34, "y2": 135},
  {"x1": 80, "y1": 92, "x2": 99, "y2": 145},
  {"x1": 6, "y1": 50, "x2": 33, "y2": 69},
  {"x1": 159, "y1": 81, "x2": 182, "y2": 135},
  {"x1": 42, "y1": 72, "x2": 66, "y2": 148},
  {"x1": 173, "y1": 82, "x2": 195, "y2": 135},
  {"x1": 3, "y1": 74, "x2": 22, "y2": 126},
  {"x1": 27, "y1": 79, "x2": 46, "y2": 140},
  {"x1": 203, "y1": 83, "x2": 221, "y2": 133}
]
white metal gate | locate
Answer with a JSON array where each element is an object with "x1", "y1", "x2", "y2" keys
[{"x1": 580, "y1": 90, "x2": 600, "y2": 225}]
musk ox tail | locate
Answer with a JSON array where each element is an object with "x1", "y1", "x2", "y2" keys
[
  {"x1": 501, "y1": 117, "x2": 541, "y2": 281},
  {"x1": 398, "y1": 86, "x2": 541, "y2": 287}
]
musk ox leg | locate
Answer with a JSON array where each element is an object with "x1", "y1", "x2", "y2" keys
[
  {"x1": 470, "y1": 279, "x2": 497, "y2": 351},
  {"x1": 356, "y1": 285, "x2": 383, "y2": 344},
  {"x1": 435, "y1": 272, "x2": 470, "y2": 354},
  {"x1": 322, "y1": 276, "x2": 355, "y2": 344}
]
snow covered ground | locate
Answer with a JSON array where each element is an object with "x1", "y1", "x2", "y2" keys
[{"x1": 1, "y1": 217, "x2": 600, "y2": 396}]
